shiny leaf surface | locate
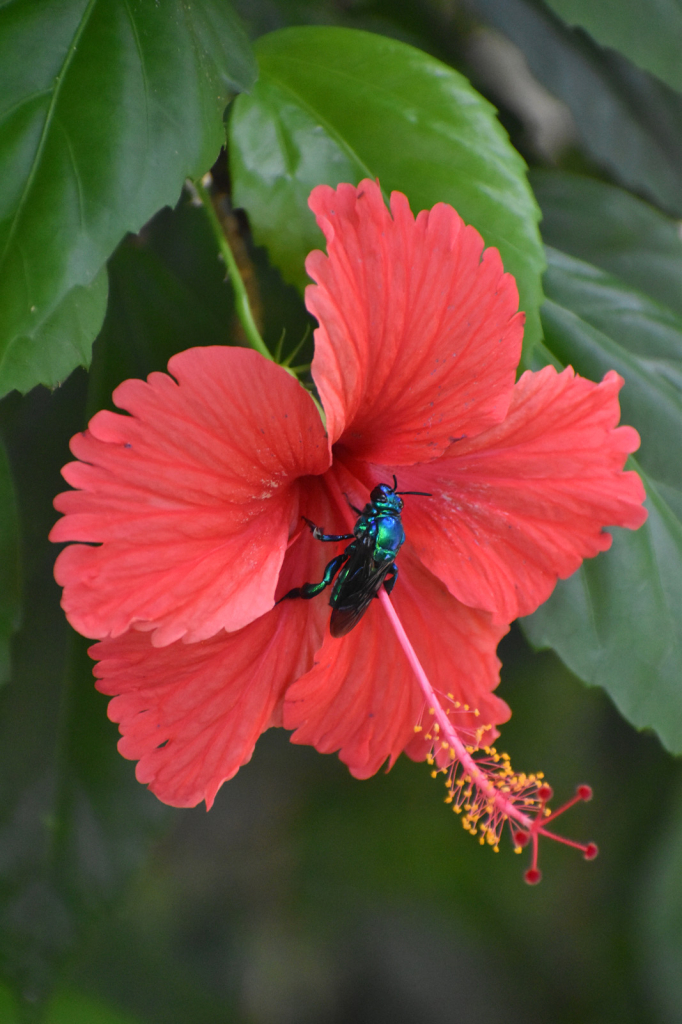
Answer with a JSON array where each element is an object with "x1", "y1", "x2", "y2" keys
[
  {"x1": 0, "y1": 0, "x2": 256, "y2": 398},
  {"x1": 230, "y1": 26, "x2": 545, "y2": 354}
]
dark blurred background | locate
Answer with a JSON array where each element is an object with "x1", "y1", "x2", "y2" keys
[{"x1": 2, "y1": 1, "x2": 682, "y2": 1021}]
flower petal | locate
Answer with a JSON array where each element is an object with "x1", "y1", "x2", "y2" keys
[
  {"x1": 306, "y1": 179, "x2": 523, "y2": 465},
  {"x1": 283, "y1": 549, "x2": 509, "y2": 779},
  {"x1": 92, "y1": 479, "x2": 336, "y2": 809},
  {"x1": 51, "y1": 347, "x2": 329, "y2": 644},
  {"x1": 400, "y1": 366, "x2": 647, "y2": 623}
]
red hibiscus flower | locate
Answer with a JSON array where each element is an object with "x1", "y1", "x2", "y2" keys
[{"x1": 50, "y1": 180, "x2": 646, "y2": 875}]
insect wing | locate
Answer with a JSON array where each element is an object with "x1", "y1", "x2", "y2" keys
[{"x1": 329, "y1": 544, "x2": 392, "y2": 638}]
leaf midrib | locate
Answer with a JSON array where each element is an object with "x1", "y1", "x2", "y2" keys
[{"x1": 0, "y1": 0, "x2": 99, "y2": 275}]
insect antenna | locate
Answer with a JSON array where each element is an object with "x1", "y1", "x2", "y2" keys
[{"x1": 391, "y1": 474, "x2": 431, "y2": 497}]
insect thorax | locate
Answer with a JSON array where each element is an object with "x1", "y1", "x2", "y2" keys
[{"x1": 355, "y1": 511, "x2": 405, "y2": 563}]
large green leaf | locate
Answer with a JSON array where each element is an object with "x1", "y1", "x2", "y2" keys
[
  {"x1": 531, "y1": 170, "x2": 682, "y2": 317},
  {"x1": 540, "y1": 248, "x2": 682, "y2": 411},
  {"x1": 0, "y1": 0, "x2": 256, "y2": 398},
  {"x1": 522, "y1": 248, "x2": 682, "y2": 752},
  {"x1": 229, "y1": 26, "x2": 545, "y2": 354},
  {"x1": 466, "y1": 0, "x2": 682, "y2": 217},
  {"x1": 543, "y1": 0, "x2": 682, "y2": 94},
  {"x1": 0, "y1": 440, "x2": 20, "y2": 685}
]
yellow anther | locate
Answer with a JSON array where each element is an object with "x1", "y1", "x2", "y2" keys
[
  {"x1": 431, "y1": 770, "x2": 438, "y2": 778},
  {"x1": 428, "y1": 707, "x2": 435, "y2": 715},
  {"x1": 413, "y1": 725, "x2": 422, "y2": 732},
  {"x1": 474, "y1": 709, "x2": 480, "y2": 717},
  {"x1": 463, "y1": 704, "x2": 470, "y2": 711},
  {"x1": 447, "y1": 692, "x2": 454, "y2": 699},
  {"x1": 441, "y1": 740, "x2": 449, "y2": 749},
  {"x1": 514, "y1": 846, "x2": 522, "y2": 855}
]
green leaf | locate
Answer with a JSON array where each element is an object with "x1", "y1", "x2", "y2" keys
[
  {"x1": 523, "y1": 467, "x2": 682, "y2": 753},
  {"x1": 0, "y1": 0, "x2": 256, "y2": 399},
  {"x1": 540, "y1": 249, "x2": 682, "y2": 491},
  {"x1": 522, "y1": 248, "x2": 682, "y2": 752},
  {"x1": 0, "y1": 440, "x2": 20, "y2": 685},
  {"x1": 466, "y1": 0, "x2": 682, "y2": 216},
  {"x1": 542, "y1": 0, "x2": 682, "y2": 94},
  {"x1": 531, "y1": 170, "x2": 682, "y2": 317},
  {"x1": 229, "y1": 26, "x2": 545, "y2": 355},
  {"x1": 0, "y1": 268, "x2": 108, "y2": 395}
]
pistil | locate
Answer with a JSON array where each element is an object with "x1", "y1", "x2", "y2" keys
[{"x1": 379, "y1": 588, "x2": 597, "y2": 882}]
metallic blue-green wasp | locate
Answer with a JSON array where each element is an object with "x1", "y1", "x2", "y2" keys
[{"x1": 281, "y1": 477, "x2": 430, "y2": 637}]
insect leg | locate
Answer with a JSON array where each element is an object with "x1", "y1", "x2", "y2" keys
[
  {"x1": 383, "y1": 563, "x2": 398, "y2": 595},
  {"x1": 279, "y1": 551, "x2": 350, "y2": 602},
  {"x1": 342, "y1": 492, "x2": 363, "y2": 516},
  {"x1": 302, "y1": 516, "x2": 354, "y2": 543}
]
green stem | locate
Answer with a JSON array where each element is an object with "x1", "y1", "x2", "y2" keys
[{"x1": 191, "y1": 177, "x2": 272, "y2": 361}]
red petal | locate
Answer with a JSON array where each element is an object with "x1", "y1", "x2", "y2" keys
[
  {"x1": 283, "y1": 549, "x2": 509, "y2": 779},
  {"x1": 51, "y1": 348, "x2": 329, "y2": 644},
  {"x1": 401, "y1": 366, "x2": 647, "y2": 622},
  {"x1": 92, "y1": 479, "x2": 336, "y2": 809},
  {"x1": 306, "y1": 179, "x2": 523, "y2": 465}
]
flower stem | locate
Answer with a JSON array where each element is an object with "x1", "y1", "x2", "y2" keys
[{"x1": 190, "y1": 175, "x2": 273, "y2": 362}]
